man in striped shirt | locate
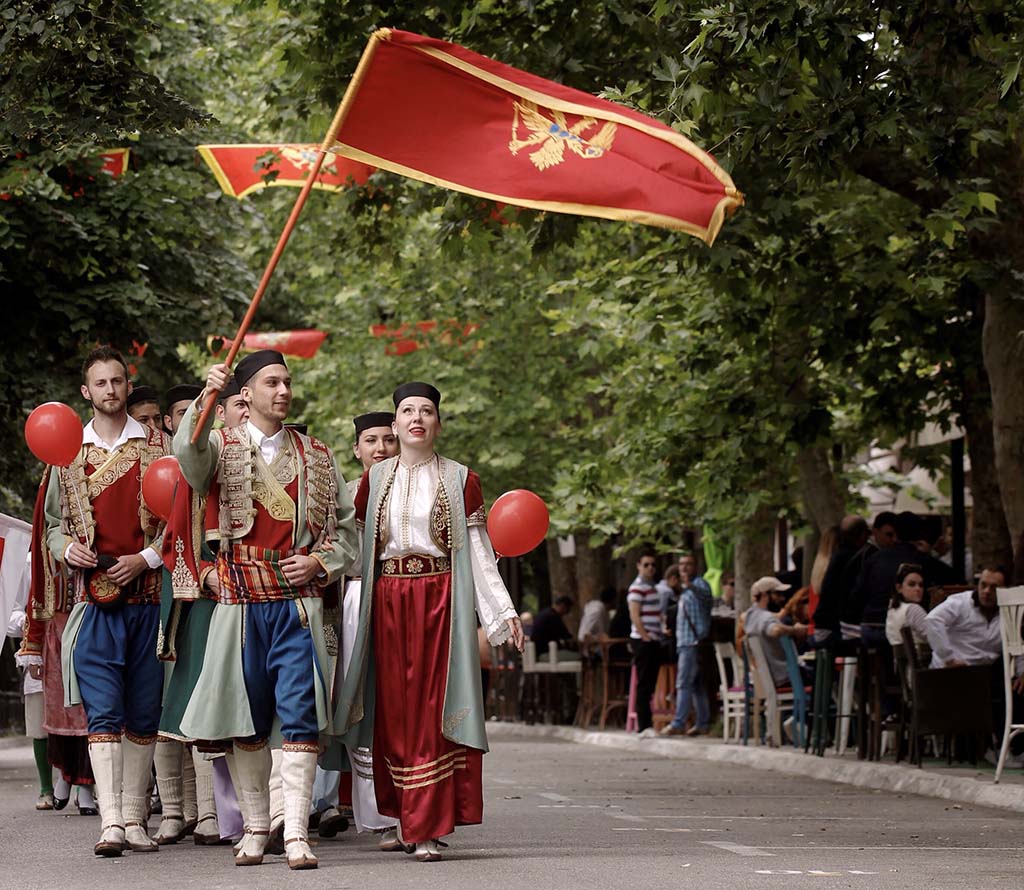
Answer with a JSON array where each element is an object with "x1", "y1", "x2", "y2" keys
[{"x1": 628, "y1": 550, "x2": 663, "y2": 733}]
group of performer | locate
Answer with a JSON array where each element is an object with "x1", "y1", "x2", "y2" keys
[{"x1": 16, "y1": 344, "x2": 523, "y2": 868}]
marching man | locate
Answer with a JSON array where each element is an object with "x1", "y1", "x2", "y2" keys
[
  {"x1": 172, "y1": 350, "x2": 357, "y2": 869},
  {"x1": 48, "y1": 346, "x2": 170, "y2": 856}
]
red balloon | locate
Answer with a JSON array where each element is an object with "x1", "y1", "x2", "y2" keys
[
  {"x1": 142, "y1": 456, "x2": 182, "y2": 522},
  {"x1": 487, "y1": 489, "x2": 550, "y2": 557},
  {"x1": 24, "y1": 402, "x2": 83, "y2": 467}
]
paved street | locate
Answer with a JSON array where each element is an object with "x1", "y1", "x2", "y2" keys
[{"x1": 1, "y1": 732, "x2": 1021, "y2": 889}]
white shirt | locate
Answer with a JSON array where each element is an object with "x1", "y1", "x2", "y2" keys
[
  {"x1": 577, "y1": 599, "x2": 609, "y2": 642},
  {"x1": 886, "y1": 601, "x2": 929, "y2": 647},
  {"x1": 925, "y1": 591, "x2": 1001, "y2": 669},
  {"x1": 246, "y1": 421, "x2": 286, "y2": 465},
  {"x1": 82, "y1": 415, "x2": 148, "y2": 451},
  {"x1": 70, "y1": 415, "x2": 161, "y2": 569},
  {"x1": 379, "y1": 456, "x2": 517, "y2": 645}
]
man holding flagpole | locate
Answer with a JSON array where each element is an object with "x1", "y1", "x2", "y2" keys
[{"x1": 173, "y1": 350, "x2": 356, "y2": 870}]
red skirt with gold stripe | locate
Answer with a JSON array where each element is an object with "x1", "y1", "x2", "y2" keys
[{"x1": 372, "y1": 566, "x2": 483, "y2": 843}]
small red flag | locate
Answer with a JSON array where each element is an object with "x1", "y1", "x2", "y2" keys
[
  {"x1": 329, "y1": 29, "x2": 742, "y2": 245},
  {"x1": 197, "y1": 144, "x2": 374, "y2": 198},
  {"x1": 212, "y1": 329, "x2": 328, "y2": 359},
  {"x1": 99, "y1": 149, "x2": 130, "y2": 177}
]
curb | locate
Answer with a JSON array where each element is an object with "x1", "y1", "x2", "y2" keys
[{"x1": 487, "y1": 722, "x2": 1024, "y2": 815}]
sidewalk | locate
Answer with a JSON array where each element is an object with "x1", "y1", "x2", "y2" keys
[{"x1": 488, "y1": 721, "x2": 1024, "y2": 814}]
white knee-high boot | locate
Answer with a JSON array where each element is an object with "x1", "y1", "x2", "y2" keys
[
  {"x1": 122, "y1": 736, "x2": 158, "y2": 852},
  {"x1": 89, "y1": 738, "x2": 125, "y2": 856},
  {"x1": 267, "y1": 747, "x2": 285, "y2": 854},
  {"x1": 182, "y1": 742, "x2": 198, "y2": 830},
  {"x1": 192, "y1": 749, "x2": 224, "y2": 844},
  {"x1": 281, "y1": 746, "x2": 319, "y2": 870},
  {"x1": 233, "y1": 742, "x2": 272, "y2": 866},
  {"x1": 153, "y1": 739, "x2": 185, "y2": 844}
]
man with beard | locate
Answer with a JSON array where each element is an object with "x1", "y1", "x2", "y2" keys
[
  {"x1": 47, "y1": 346, "x2": 170, "y2": 856},
  {"x1": 172, "y1": 350, "x2": 357, "y2": 870}
]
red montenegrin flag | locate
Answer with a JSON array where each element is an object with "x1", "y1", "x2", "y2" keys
[
  {"x1": 197, "y1": 144, "x2": 375, "y2": 198},
  {"x1": 212, "y1": 329, "x2": 328, "y2": 359},
  {"x1": 330, "y1": 29, "x2": 742, "y2": 245}
]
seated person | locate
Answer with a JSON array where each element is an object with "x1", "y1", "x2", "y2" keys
[
  {"x1": 779, "y1": 586, "x2": 811, "y2": 626},
  {"x1": 742, "y1": 577, "x2": 808, "y2": 688},
  {"x1": 519, "y1": 610, "x2": 535, "y2": 640},
  {"x1": 925, "y1": 566, "x2": 1004, "y2": 669},
  {"x1": 925, "y1": 565, "x2": 1024, "y2": 766},
  {"x1": 712, "y1": 573, "x2": 736, "y2": 617},
  {"x1": 578, "y1": 588, "x2": 616, "y2": 656},
  {"x1": 531, "y1": 595, "x2": 579, "y2": 661},
  {"x1": 656, "y1": 566, "x2": 682, "y2": 642},
  {"x1": 885, "y1": 563, "x2": 929, "y2": 652}
]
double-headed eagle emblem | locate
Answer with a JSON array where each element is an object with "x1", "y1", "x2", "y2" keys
[
  {"x1": 508, "y1": 100, "x2": 618, "y2": 171},
  {"x1": 279, "y1": 145, "x2": 337, "y2": 176}
]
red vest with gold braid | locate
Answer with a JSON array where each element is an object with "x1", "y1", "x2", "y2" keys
[
  {"x1": 57, "y1": 427, "x2": 169, "y2": 605},
  {"x1": 207, "y1": 425, "x2": 338, "y2": 605}
]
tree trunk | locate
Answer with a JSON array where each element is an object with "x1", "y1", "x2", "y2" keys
[
  {"x1": 983, "y1": 290, "x2": 1024, "y2": 578},
  {"x1": 545, "y1": 537, "x2": 576, "y2": 605},
  {"x1": 734, "y1": 507, "x2": 776, "y2": 612},
  {"x1": 575, "y1": 530, "x2": 613, "y2": 606},
  {"x1": 795, "y1": 443, "x2": 845, "y2": 534},
  {"x1": 959, "y1": 356, "x2": 1013, "y2": 574}
]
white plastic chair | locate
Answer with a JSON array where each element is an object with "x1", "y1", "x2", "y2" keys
[
  {"x1": 746, "y1": 635, "x2": 796, "y2": 747},
  {"x1": 995, "y1": 587, "x2": 1024, "y2": 783},
  {"x1": 546, "y1": 641, "x2": 583, "y2": 675},
  {"x1": 713, "y1": 642, "x2": 746, "y2": 743},
  {"x1": 834, "y1": 656, "x2": 858, "y2": 756}
]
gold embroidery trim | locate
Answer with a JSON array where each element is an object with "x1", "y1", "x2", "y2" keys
[
  {"x1": 384, "y1": 747, "x2": 466, "y2": 773},
  {"x1": 386, "y1": 759, "x2": 468, "y2": 789},
  {"x1": 252, "y1": 447, "x2": 297, "y2": 527},
  {"x1": 442, "y1": 706, "x2": 471, "y2": 737}
]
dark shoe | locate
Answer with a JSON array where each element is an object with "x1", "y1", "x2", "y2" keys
[
  {"x1": 685, "y1": 726, "x2": 709, "y2": 737},
  {"x1": 317, "y1": 807, "x2": 349, "y2": 838},
  {"x1": 658, "y1": 725, "x2": 687, "y2": 737},
  {"x1": 53, "y1": 794, "x2": 70, "y2": 811},
  {"x1": 78, "y1": 806, "x2": 99, "y2": 817},
  {"x1": 266, "y1": 820, "x2": 285, "y2": 856}
]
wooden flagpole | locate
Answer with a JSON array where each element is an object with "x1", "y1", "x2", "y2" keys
[{"x1": 191, "y1": 31, "x2": 388, "y2": 443}]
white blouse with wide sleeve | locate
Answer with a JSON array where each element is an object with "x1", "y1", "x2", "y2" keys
[{"x1": 379, "y1": 456, "x2": 517, "y2": 645}]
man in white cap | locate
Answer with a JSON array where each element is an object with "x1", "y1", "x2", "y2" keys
[{"x1": 742, "y1": 577, "x2": 808, "y2": 688}]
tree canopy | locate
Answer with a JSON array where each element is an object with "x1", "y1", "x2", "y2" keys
[{"x1": 4, "y1": 0, "x2": 1023, "y2": 595}]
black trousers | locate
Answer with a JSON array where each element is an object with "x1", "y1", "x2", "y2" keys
[{"x1": 631, "y1": 639, "x2": 663, "y2": 731}]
